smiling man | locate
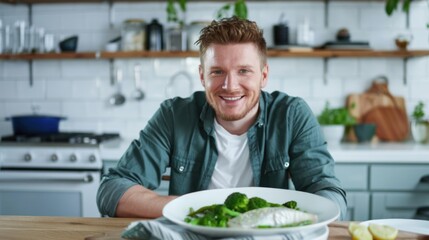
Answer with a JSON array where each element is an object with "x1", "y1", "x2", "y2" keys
[{"x1": 97, "y1": 17, "x2": 347, "y2": 220}]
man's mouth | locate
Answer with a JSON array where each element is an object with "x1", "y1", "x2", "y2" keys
[{"x1": 221, "y1": 96, "x2": 244, "y2": 101}]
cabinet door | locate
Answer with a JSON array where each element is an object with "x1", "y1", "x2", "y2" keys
[
  {"x1": 345, "y1": 192, "x2": 370, "y2": 221},
  {"x1": 371, "y1": 164, "x2": 429, "y2": 191},
  {"x1": 372, "y1": 192, "x2": 429, "y2": 219},
  {"x1": 336, "y1": 164, "x2": 368, "y2": 190}
]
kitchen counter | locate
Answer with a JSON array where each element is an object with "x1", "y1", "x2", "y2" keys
[
  {"x1": 100, "y1": 138, "x2": 429, "y2": 163},
  {"x1": 0, "y1": 216, "x2": 423, "y2": 240}
]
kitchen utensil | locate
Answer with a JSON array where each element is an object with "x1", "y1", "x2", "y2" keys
[
  {"x1": 6, "y1": 115, "x2": 66, "y2": 135},
  {"x1": 59, "y1": 35, "x2": 78, "y2": 52},
  {"x1": 131, "y1": 63, "x2": 145, "y2": 101},
  {"x1": 108, "y1": 68, "x2": 126, "y2": 106},
  {"x1": 346, "y1": 76, "x2": 409, "y2": 141}
]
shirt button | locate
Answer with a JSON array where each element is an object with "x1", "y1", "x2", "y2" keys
[
  {"x1": 179, "y1": 166, "x2": 185, "y2": 172},
  {"x1": 258, "y1": 123, "x2": 263, "y2": 127},
  {"x1": 284, "y1": 162, "x2": 289, "y2": 168}
]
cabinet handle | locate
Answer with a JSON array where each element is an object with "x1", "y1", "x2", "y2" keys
[{"x1": 420, "y1": 175, "x2": 429, "y2": 183}]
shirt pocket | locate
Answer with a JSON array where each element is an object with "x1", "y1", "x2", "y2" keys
[
  {"x1": 261, "y1": 154, "x2": 289, "y2": 188},
  {"x1": 169, "y1": 152, "x2": 202, "y2": 195}
]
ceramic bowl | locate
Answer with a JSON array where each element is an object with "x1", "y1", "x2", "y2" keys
[
  {"x1": 353, "y1": 123, "x2": 376, "y2": 143},
  {"x1": 59, "y1": 36, "x2": 78, "y2": 52}
]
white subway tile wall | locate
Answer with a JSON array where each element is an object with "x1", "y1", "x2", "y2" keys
[{"x1": 1, "y1": 1, "x2": 429, "y2": 139}]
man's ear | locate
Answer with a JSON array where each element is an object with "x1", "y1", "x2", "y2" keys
[
  {"x1": 261, "y1": 64, "x2": 269, "y2": 88},
  {"x1": 199, "y1": 65, "x2": 205, "y2": 87}
]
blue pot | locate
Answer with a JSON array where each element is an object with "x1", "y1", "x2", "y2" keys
[{"x1": 6, "y1": 115, "x2": 66, "y2": 135}]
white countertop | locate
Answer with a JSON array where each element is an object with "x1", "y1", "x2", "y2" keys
[{"x1": 100, "y1": 138, "x2": 429, "y2": 164}]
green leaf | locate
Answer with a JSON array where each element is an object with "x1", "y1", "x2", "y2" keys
[
  {"x1": 234, "y1": 0, "x2": 248, "y2": 19},
  {"x1": 216, "y1": 4, "x2": 231, "y2": 19},
  {"x1": 402, "y1": 0, "x2": 411, "y2": 13},
  {"x1": 178, "y1": 0, "x2": 187, "y2": 12},
  {"x1": 385, "y1": 0, "x2": 400, "y2": 16}
]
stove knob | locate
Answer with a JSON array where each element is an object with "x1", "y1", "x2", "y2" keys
[
  {"x1": 24, "y1": 153, "x2": 32, "y2": 162},
  {"x1": 70, "y1": 154, "x2": 77, "y2": 162},
  {"x1": 51, "y1": 154, "x2": 58, "y2": 162},
  {"x1": 89, "y1": 154, "x2": 97, "y2": 163}
]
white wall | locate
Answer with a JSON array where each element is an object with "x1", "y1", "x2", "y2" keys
[{"x1": 1, "y1": 1, "x2": 429, "y2": 139}]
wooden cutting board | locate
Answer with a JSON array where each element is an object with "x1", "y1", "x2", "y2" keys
[
  {"x1": 346, "y1": 93, "x2": 406, "y2": 122},
  {"x1": 346, "y1": 92, "x2": 409, "y2": 141}
]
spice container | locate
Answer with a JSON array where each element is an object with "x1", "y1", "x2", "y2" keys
[{"x1": 121, "y1": 19, "x2": 145, "y2": 51}]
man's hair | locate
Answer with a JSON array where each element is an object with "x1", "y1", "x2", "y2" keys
[{"x1": 196, "y1": 17, "x2": 267, "y2": 66}]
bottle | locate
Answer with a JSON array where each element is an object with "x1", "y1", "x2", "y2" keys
[
  {"x1": 146, "y1": 19, "x2": 163, "y2": 51},
  {"x1": 273, "y1": 22, "x2": 289, "y2": 46}
]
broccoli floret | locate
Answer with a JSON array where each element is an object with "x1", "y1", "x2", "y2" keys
[
  {"x1": 283, "y1": 200, "x2": 298, "y2": 209},
  {"x1": 224, "y1": 192, "x2": 249, "y2": 213},
  {"x1": 247, "y1": 197, "x2": 270, "y2": 210},
  {"x1": 186, "y1": 204, "x2": 240, "y2": 227}
]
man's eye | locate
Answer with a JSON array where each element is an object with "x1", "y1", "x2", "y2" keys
[
  {"x1": 239, "y1": 69, "x2": 250, "y2": 74},
  {"x1": 211, "y1": 70, "x2": 223, "y2": 75}
]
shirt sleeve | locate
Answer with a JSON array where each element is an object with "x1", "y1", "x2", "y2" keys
[
  {"x1": 287, "y1": 98, "x2": 348, "y2": 220},
  {"x1": 96, "y1": 101, "x2": 174, "y2": 217}
]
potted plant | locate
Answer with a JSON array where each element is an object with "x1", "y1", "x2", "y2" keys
[
  {"x1": 216, "y1": 0, "x2": 248, "y2": 19},
  {"x1": 411, "y1": 101, "x2": 428, "y2": 143},
  {"x1": 317, "y1": 102, "x2": 356, "y2": 144}
]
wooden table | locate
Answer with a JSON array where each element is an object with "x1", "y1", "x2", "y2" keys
[{"x1": 0, "y1": 216, "x2": 425, "y2": 240}]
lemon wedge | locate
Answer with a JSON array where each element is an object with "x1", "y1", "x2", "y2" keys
[
  {"x1": 348, "y1": 222, "x2": 373, "y2": 240},
  {"x1": 368, "y1": 223, "x2": 398, "y2": 240}
]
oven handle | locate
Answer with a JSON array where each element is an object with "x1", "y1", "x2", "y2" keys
[{"x1": 0, "y1": 171, "x2": 94, "y2": 183}]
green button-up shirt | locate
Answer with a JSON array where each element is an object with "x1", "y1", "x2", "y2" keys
[{"x1": 97, "y1": 91, "x2": 347, "y2": 219}]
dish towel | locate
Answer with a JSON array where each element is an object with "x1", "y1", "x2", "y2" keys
[{"x1": 121, "y1": 217, "x2": 307, "y2": 240}]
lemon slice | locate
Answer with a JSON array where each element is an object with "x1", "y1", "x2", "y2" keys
[
  {"x1": 368, "y1": 223, "x2": 398, "y2": 240},
  {"x1": 348, "y1": 222, "x2": 373, "y2": 240}
]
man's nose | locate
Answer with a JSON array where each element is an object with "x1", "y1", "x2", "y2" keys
[{"x1": 222, "y1": 73, "x2": 238, "y2": 90}]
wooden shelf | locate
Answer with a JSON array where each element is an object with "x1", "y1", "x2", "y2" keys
[{"x1": 1, "y1": 50, "x2": 428, "y2": 60}]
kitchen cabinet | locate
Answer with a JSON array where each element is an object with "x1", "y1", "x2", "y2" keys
[{"x1": 336, "y1": 163, "x2": 429, "y2": 221}]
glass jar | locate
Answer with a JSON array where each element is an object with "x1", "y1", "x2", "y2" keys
[
  {"x1": 187, "y1": 21, "x2": 210, "y2": 51},
  {"x1": 121, "y1": 19, "x2": 146, "y2": 51}
]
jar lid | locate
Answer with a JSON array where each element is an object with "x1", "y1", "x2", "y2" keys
[
  {"x1": 190, "y1": 21, "x2": 211, "y2": 26},
  {"x1": 123, "y1": 19, "x2": 145, "y2": 24}
]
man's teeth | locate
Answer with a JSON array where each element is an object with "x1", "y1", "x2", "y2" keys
[{"x1": 223, "y1": 96, "x2": 242, "y2": 101}]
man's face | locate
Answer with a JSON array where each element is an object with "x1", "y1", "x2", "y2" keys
[{"x1": 199, "y1": 43, "x2": 268, "y2": 122}]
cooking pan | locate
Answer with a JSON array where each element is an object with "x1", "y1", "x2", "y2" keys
[{"x1": 6, "y1": 115, "x2": 66, "y2": 135}]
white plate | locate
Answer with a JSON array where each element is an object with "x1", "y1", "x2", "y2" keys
[
  {"x1": 162, "y1": 187, "x2": 340, "y2": 237},
  {"x1": 361, "y1": 219, "x2": 429, "y2": 235}
]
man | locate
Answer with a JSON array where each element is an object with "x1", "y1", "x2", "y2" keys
[{"x1": 97, "y1": 17, "x2": 347, "y2": 220}]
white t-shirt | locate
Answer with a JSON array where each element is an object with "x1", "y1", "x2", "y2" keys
[{"x1": 208, "y1": 119, "x2": 253, "y2": 189}]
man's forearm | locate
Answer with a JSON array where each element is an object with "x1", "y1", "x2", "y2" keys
[{"x1": 116, "y1": 185, "x2": 177, "y2": 218}]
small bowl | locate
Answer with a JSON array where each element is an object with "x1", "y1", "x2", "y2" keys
[
  {"x1": 353, "y1": 123, "x2": 376, "y2": 143},
  {"x1": 59, "y1": 36, "x2": 78, "y2": 52}
]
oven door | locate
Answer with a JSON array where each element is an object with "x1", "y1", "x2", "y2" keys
[{"x1": 0, "y1": 170, "x2": 100, "y2": 217}]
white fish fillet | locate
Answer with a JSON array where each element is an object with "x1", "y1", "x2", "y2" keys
[{"x1": 228, "y1": 207, "x2": 318, "y2": 228}]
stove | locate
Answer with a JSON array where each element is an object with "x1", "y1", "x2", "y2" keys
[
  {"x1": 0, "y1": 132, "x2": 121, "y2": 217},
  {"x1": 0, "y1": 132, "x2": 120, "y2": 170}
]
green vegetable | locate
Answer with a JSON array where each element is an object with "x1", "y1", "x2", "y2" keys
[
  {"x1": 247, "y1": 197, "x2": 270, "y2": 210},
  {"x1": 317, "y1": 102, "x2": 356, "y2": 126},
  {"x1": 185, "y1": 192, "x2": 303, "y2": 228},
  {"x1": 216, "y1": 0, "x2": 248, "y2": 19},
  {"x1": 283, "y1": 200, "x2": 298, "y2": 210},
  {"x1": 224, "y1": 192, "x2": 249, "y2": 213}
]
